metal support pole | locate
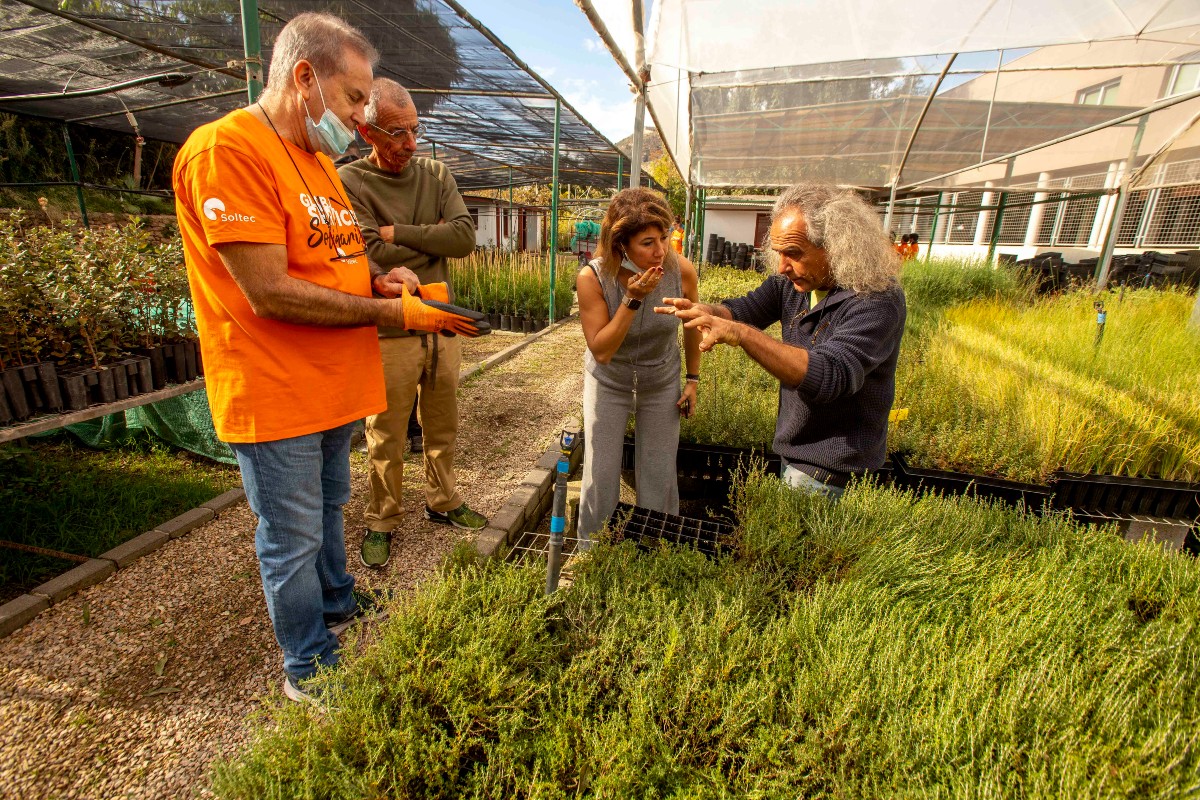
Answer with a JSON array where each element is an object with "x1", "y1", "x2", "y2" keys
[
  {"x1": 987, "y1": 190, "x2": 1007, "y2": 263},
  {"x1": 925, "y1": 191, "x2": 942, "y2": 264},
  {"x1": 686, "y1": 181, "x2": 696, "y2": 260},
  {"x1": 239, "y1": 0, "x2": 263, "y2": 103},
  {"x1": 431, "y1": 141, "x2": 437, "y2": 161},
  {"x1": 696, "y1": 188, "x2": 707, "y2": 272},
  {"x1": 507, "y1": 165, "x2": 513, "y2": 250},
  {"x1": 62, "y1": 124, "x2": 89, "y2": 228},
  {"x1": 617, "y1": 154, "x2": 623, "y2": 191},
  {"x1": 1097, "y1": 116, "x2": 1147, "y2": 289},
  {"x1": 882, "y1": 182, "x2": 898, "y2": 238},
  {"x1": 630, "y1": 92, "x2": 646, "y2": 189},
  {"x1": 549, "y1": 99, "x2": 562, "y2": 324}
]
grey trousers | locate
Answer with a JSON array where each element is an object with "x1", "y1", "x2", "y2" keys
[{"x1": 578, "y1": 370, "x2": 680, "y2": 545}]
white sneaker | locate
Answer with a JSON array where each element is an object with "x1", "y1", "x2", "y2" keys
[{"x1": 283, "y1": 675, "x2": 325, "y2": 709}]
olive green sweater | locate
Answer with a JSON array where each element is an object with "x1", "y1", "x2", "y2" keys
[{"x1": 338, "y1": 156, "x2": 475, "y2": 337}]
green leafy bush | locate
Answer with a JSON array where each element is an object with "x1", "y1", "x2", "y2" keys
[
  {"x1": 213, "y1": 474, "x2": 1200, "y2": 798},
  {"x1": 0, "y1": 216, "x2": 192, "y2": 368}
]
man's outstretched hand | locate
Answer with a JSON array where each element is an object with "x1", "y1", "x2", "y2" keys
[{"x1": 655, "y1": 297, "x2": 740, "y2": 352}]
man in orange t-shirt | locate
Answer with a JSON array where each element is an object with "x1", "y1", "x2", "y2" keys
[{"x1": 173, "y1": 12, "x2": 476, "y2": 704}]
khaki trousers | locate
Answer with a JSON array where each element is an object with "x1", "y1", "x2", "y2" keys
[{"x1": 364, "y1": 334, "x2": 462, "y2": 531}]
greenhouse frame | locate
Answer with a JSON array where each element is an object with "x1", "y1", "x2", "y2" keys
[{"x1": 582, "y1": 0, "x2": 1200, "y2": 278}]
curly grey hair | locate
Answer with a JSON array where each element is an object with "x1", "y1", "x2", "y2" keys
[
  {"x1": 765, "y1": 183, "x2": 899, "y2": 293},
  {"x1": 262, "y1": 12, "x2": 378, "y2": 99}
]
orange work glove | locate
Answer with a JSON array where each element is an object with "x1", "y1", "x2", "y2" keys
[
  {"x1": 416, "y1": 281, "x2": 451, "y2": 303},
  {"x1": 400, "y1": 286, "x2": 482, "y2": 337}
]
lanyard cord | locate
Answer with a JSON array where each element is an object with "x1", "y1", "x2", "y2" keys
[{"x1": 257, "y1": 104, "x2": 357, "y2": 242}]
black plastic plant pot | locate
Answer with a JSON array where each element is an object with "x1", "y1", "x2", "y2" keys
[
  {"x1": 0, "y1": 383, "x2": 11, "y2": 425},
  {"x1": 537, "y1": 318, "x2": 548, "y2": 332},
  {"x1": 96, "y1": 366, "x2": 116, "y2": 404},
  {"x1": 57, "y1": 370, "x2": 89, "y2": 412},
  {"x1": 170, "y1": 342, "x2": 189, "y2": 383},
  {"x1": 145, "y1": 345, "x2": 167, "y2": 389},
  {"x1": 1050, "y1": 471, "x2": 1200, "y2": 520},
  {"x1": 606, "y1": 501, "x2": 737, "y2": 558},
  {"x1": 521, "y1": 316, "x2": 532, "y2": 334},
  {"x1": 194, "y1": 342, "x2": 204, "y2": 377},
  {"x1": 18, "y1": 362, "x2": 62, "y2": 413},
  {"x1": 182, "y1": 341, "x2": 198, "y2": 382},
  {"x1": 111, "y1": 362, "x2": 130, "y2": 401},
  {"x1": 38, "y1": 362, "x2": 62, "y2": 412},
  {"x1": 1, "y1": 369, "x2": 31, "y2": 421},
  {"x1": 500, "y1": 314, "x2": 512, "y2": 332},
  {"x1": 890, "y1": 453, "x2": 1054, "y2": 512},
  {"x1": 130, "y1": 356, "x2": 153, "y2": 394},
  {"x1": 16, "y1": 364, "x2": 48, "y2": 412}
]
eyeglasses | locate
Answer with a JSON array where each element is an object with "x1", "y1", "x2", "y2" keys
[{"x1": 364, "y1": 121, "x2": 426, "y2": 142}]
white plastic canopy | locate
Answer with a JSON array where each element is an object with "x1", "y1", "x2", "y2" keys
[{"x1": 587, "y1": 0, "x2": 1200, "y2": 190}]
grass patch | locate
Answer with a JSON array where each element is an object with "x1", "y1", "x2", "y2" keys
[
  {"x1": 212, "y1": 475, "x2": 1200, "y2": 798},
  {"x1": 892, "y1": 287, "x2": 1200, "y2": 482},
  {"x1": 0, "y1": 435, "x2": 239, "y2": 601},
  {"x1": 899, "y1": 255, "x2": 1035, "y2": 336}
]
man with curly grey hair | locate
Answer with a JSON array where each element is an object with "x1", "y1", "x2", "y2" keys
[{"x1": 656, "y1": 183, "x2": 906, "y2": 500}]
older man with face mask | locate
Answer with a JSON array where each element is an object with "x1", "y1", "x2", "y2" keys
[
  {"x1": 338, "y1": 78, "x2": 487, "y2": 571},
  {"x1": 173, "y1": 13, "x2": 478, "y2": 704}
]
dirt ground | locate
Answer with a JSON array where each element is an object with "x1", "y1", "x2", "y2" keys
[{"x1": 0, "y1": 322, "x2": 585, "y2": 800}]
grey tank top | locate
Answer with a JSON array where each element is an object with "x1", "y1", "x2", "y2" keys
[{"x1": 583, "y1": 259, "x2": 682, "y2": 391}]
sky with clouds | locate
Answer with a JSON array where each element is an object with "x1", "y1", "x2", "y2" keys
[{"x1": 457, "y1": 0, "x2": 640, "y2": 144}]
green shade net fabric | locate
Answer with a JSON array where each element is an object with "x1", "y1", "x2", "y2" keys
[
  {"x1": 570, "y1": 220, "x2": 601, "y2": 252},
  {"x1": 52, "y1": 390, "x2": 236, "y2": 465}
]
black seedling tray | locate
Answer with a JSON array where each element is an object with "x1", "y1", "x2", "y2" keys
[
  {"x1": 891, "y1": 453, "x2": 1054, "y2": 512},
  {"x1": 606, "y1": 502, "x2": 736, "y2": 558},
  {"x1": 1050, "y1": 471, "x2": 1200, "y2": 520}
]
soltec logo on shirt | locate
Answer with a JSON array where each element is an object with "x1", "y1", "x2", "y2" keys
[{"x1": 202, "y1": 196, "x2": 255, "y2": 223}]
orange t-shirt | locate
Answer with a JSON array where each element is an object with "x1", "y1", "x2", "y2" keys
[
  {"x1": 670, "y1": 227, "x2": 684, "y2": 254},
  {"x1": 172, "y1": 108, "x2": 384, "y2": 443}
]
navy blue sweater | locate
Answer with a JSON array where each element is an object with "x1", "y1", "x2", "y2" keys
[{"x1": 722, "y1": 275, "x2": 906, "y2": 474}]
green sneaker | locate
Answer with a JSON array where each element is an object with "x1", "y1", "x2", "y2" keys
[
  {"x1": 360, "y1": 530, "x2": 392, "y2": 568},
  {"x1": 425, "y1": 503, "x2": 488, "y2": 530},
  {"x1": 326, "y1": 587, "x2": 394, "y2": 635}
]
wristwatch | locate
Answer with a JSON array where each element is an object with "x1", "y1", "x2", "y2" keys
[{"x1": 621, "y1": 294, "x2": 642, "y2": 311}]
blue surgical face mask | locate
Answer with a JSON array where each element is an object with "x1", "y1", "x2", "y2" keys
[{"x1": 303, "y1": 69, "x2": 355, "y2": 158}]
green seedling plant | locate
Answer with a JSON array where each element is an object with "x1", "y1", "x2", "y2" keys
[
  {"x1": 451, "y1": 248, "x2": 575, "y2": 321},
  {"x1": 213, "y1": 473, "x2": 1200, "y2": 798}
]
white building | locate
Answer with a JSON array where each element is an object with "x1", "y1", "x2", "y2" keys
[
  {"x1": 462, "y1": 194, "x2": 545, "y2": 251},
  {"x1": 891, "y1": 39, "x2": 1200, "y2": 262}
]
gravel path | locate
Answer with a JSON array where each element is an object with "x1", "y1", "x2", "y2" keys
[{"x1": 0, "y1": 322, "x2": 585, "y2": 800}]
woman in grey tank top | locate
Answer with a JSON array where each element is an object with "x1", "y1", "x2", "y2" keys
[{"x1": 576, "y1": 189, "x2": 702, "y2": 545}]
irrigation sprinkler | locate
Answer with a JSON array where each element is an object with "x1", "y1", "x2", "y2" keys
[
  {"x1": 546, "y1": 428, "x2": 577, "y2": 595},
  {"x1": 1094, "y1": 300, "x2": 1107, "y2": 349}
]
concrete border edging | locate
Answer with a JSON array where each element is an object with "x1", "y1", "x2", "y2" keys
[
  {"x1": 475, "y1": 425, "x2": 584, "y2": 560},
  {"x1": 0, "y1": 489, "x2": 247, "y2": 640}
]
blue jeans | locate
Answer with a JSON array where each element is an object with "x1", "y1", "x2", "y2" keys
[
  {"x1": 782, "y1": 464, "x2": 846, "y2": 502},
  {"x1": 229, "y1": 421, "x2": 358, "y2": 682}
]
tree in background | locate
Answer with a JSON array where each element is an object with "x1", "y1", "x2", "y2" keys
[{"x1": 645, "y1": 153, "x2": 686, "y2": 221}]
